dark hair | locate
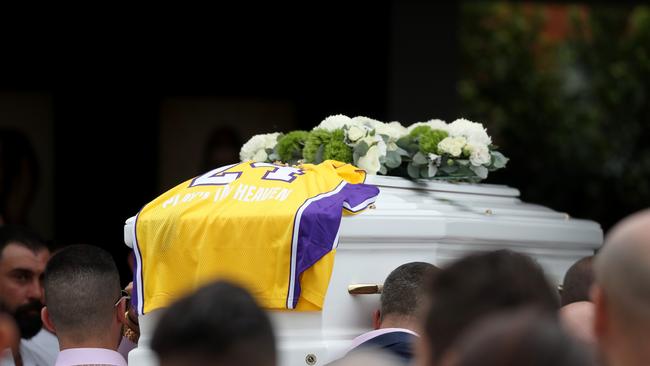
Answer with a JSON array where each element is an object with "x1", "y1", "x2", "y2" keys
[
  {"x1": 43, "y1": 245, "x2": 120, "y2": 341},
  {"x1": 0, "y1": 225, "x2": 47, "y2": 257},
  {"x1": 424, "y1": 250, "x2": 558, "y2": 364},
  {"x1": 152, "y1": 281, "x2": 276, "y2": 366},
  {"x1": 381, "y1": 262, "x2": 438, "y2": 318},
  {"x1": 561, "y1": 256, "x2": 594, "y2": 306},
  {"x1": 449, "y1": 308, "x2": 594, "y2": 366}
]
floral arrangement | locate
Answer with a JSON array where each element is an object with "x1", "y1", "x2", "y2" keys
[{"x1": 239, "y1": 115, "x2": 508, "y2": 182}]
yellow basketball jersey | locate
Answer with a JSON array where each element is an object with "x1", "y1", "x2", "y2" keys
[{"x1": 131, "y1": 160, "x2": 379, "y2": 314}]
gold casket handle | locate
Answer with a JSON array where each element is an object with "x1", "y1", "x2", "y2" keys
[{"x1": 348, "y1": 284, "x2": 383, "y2": 295}]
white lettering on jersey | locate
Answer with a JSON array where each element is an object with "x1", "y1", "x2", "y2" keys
[
  {"x1": 250, "y1": 163, "x2": 304, "y2": 183},
  {"x1": 190, "y1": 164, "x2": 241, "y2": 187}
]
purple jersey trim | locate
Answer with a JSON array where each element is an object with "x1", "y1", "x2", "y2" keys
[
  {"x1": 130, "y1": 250, "x2": 138, "y2": 313},
  {"x1": 287, "y1": 181, "x2": 347, "y2": 308},
  {"x1": 132, "y1": 210, "x2": 145, "y2": 315},
  {"x1": 286, "y1": 181, "x2": 380, "y2": 309},
  {"x1": 342, "y1": 184, "x2": 379, "y2": 212}
]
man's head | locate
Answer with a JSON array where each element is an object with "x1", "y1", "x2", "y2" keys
[
  {"x1": 443, "y1": 308, "x2": 594, "y2": 366},
  {"x1": 592, "y1": 209, "x2": 650, "y2": 364},
  {"x1": 422, "y1": 250, "x2": 558, "y2": 365},
  {"x1": 152, "y1": 281, "x2": 276, "y2": 366},
  {"x1": 561, "y1": 256, "x2": 594, "y2": 306},
  {"x1": 41, "y1": 245, "x2": 124, "y2": 349},
  {"x1": 375, "y1": 262, "x2": 438, "y2": 330},
  {"x1": 0, "y1": 225, "x2": 49, "y2": 339},
  {"x1": 559, "y1": 301, "x2": 596, "y2": 347}
]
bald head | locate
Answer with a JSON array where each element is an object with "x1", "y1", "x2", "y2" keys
[
  {"x1": 594, "y1": 209, "x2": 650, "y2": 324},
  {"x1": 559, "y1": 301, "x2": 596, "y2": 346}
]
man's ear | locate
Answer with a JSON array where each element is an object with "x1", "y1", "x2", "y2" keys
[
  {"x1": 372, "y1": 309, "x2": 381, "y2": 330},
  {"x1": 591, "y1": 284, "x2": 607, "y2": 340},
  {"x1": 41, "y1": 307, "x2": 56, "y2": 334},
  {"x1": 117, "y1": 299, "x2": 127, "y2": 324}
]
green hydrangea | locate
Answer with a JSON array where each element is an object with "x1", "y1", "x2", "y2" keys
[
  {"x1": 302, "y1": 129, "x2": 331, "y2": 163},
  {"x1": 409, "y1": 126, "x2": 449, "y2": 154},
  {"x1": 276, "y1": 130, "x2": 309, "y2": 163},
  {"x1": 323, "y1": 129, "x2": 353, "y2": 163},
  {"x1": 302, "y1": 128, "x2": 353, "y2": 163}
]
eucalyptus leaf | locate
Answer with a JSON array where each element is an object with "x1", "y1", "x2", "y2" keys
[
  {"x1": 455, "y1": 165, "x2": 474, "y2": 177},
  {"x1": 395, "y1": 146, "x2": 410, "y2": 156},
  {"x1": 441, "y1": 165, "x2": 458, "y2": 174},
  {"x1": 354, "y1": 141, "x2": 370, "y2": 156},
  {"x1": 407, "y1": 163, "x2": 421, "y2": 179},
  {"x1": 491, "y1": 151, "x2": 509, "y2": 169},
  {"x1": 385, "y1": 151, "x2": 402, "y2": 168},
  {"x1": 424, "y1": 164, "x2": 443, "y2": 178},
  {"x1": 470, "y1": 165, "x2": 489, "y2": 179},
  {"x1": 428, "y1": 162, "x2": 438, "y2": 177},
  {"x1": 412, "y1": 151, "x2": 429, "y2": 166},
  {"x1": 397, "y1": 137, "x2": 419, "y2": 155}
]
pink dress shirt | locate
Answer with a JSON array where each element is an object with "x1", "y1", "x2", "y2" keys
[{"x1": 54, "y1": 348, "x2": 127, "y2": 366}]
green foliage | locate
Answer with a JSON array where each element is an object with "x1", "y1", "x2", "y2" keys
[
  {"x1": 408, "y1": 126, "x2": 449, "y2": 154},
  {"x1": 323, "y1": 129, "x2": 353, "y2": 162},
  {"x1": 302, "y1": 128, "x2": 352, "y2": 164},
  {"x1": 459, "y1": 3, "x2": 650, "y2": 229},
  {"x1": 276, "y1": 131, "x2": 309, "y2": 163},
  {"x1": 303, "y1": 129, "x2": 332, "y2": 163},
  {"x1": 412, "y1": 152, "x2": 429, "y2": 166},
  {"x1": 385, "y1": 150, "x2": 402, "y2": 169}
]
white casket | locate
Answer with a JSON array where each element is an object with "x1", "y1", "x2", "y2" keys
[{"x1": 123, "y1": 176, "x2": 602, "y2": 366}]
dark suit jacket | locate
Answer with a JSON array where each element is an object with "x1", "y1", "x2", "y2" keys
[{"x1": 353, "y1": 330, "x2": 417, "y2": 363}]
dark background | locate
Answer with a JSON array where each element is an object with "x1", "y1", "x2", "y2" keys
[{"x1": 0, "y1": 1, "x2": 647, "y2": 284}]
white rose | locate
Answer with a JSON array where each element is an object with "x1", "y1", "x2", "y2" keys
[
  {"x1": 376, "y1": 137, "x2": 387, "y2": 157},
  {"x1": 437, "y1": 136, "x2": 467, "y2": 157},
  {"x1": 316, "y1": 114, "x2": 353, "y2": 131},
  {"x1": 357, "y1": 145, "x2": 382, "y2": 174},
  {"x1": 347, "y1": 125, "x2": 366, "y2": 142},
  {"x1": 239, "y1": 132, "x2": 280, "y2": 162},
  {"x1": 467, "y1": 143, "x2": 491, "y2": 166},
  {"x1": 448, "y1": 118, "x2": 492, "y2": 146},
  {"x1": 360, "y1": 135, "x2": 387, "y2": 156},
  {"x1": 375, "y1": 121, "x2": 407, "y2": 141}
]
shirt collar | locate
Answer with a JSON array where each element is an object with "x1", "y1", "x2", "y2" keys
[
  {"x1": 346, "y1": 327, "x2": 419, "y2": 352},
  {"x1": 55, "y1": 348, "x2": 127, "y2": 366}
]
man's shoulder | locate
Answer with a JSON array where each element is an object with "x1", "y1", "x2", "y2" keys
[
  {"x1": 350, "y1": 329, "x2": 418, "y2": 363},
  {"x1": 361, "y1": 329, "x2": 417, "y2": 347},
  {"x1": 20, "y1": 329, "x2": 60, "y2": 365}
]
